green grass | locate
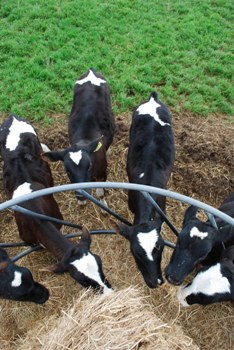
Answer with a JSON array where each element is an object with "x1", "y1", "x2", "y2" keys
[{"x1": 0, "y1": 0, "x2": 233, "y2": 122}]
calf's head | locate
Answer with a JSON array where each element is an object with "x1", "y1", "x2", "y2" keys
[
  {"x1": 51, "y1": 227, "x2": 113, "y2": 294},
  {"x1": 177, "y1": 245, "x2": 234, "y2": 306},
  {"x1": 44, "y1": 138, "x2": 102, "y2": 201},
  {"x1": 165, "y1": 206, "x2": 232, "y2": 285},
  {"x1": 114, "y1": 221, "x2": 164, "y2": 288},
  {"x1": 0, "y1": 249, "x2": 49, "y2": 304}
]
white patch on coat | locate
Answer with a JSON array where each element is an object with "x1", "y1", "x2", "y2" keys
[
  {"x1": 137, "y1": 229, "x2": 159, "y2": 261},
  {"x1": 69, "y1": 150, "x2": 82, "y2": 165},
  {"x1": 11, "y1": 271, "x2": 22, "y2": 287},
  {"x1": 177, "y1": 263, "x2": 231, "y2": 307},
  {"x1": 12, "y1": 182, "x2": 32, "y2": 199},
  {"x1": 190, "y1": 227, "x2": 208, "y2": 240},
  {"x1": 139, "y1": 173, "x2": 144, "y2": 178},
  {"x1": 136, "y1": 97, "x2": 170, "y2": 126},
  {"x1": 41, "y1": 143, "x2": 51, "y2": 153},
  {"x1": 157, "y1": 278, "x2": 162, "y2": 285},
  {"x1": 75, "y1": 69, "x2": 106, "y2": 86},
  {"x1": 6, "y1": 117, "x2": 36, "y2": 151},
  {"x1": 70, "y1": 253, "x2": 112, "y2": 295}
]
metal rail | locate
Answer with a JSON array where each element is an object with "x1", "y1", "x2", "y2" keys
[
  {"x1": 1, "y1": 182, "x2": 233, "y2": 226},
  {"x1": 1, "y1": 182, "x2": 233, "y2": 262},
  {"x1": 10, "y1": 230, "x2": 116, "y2": 262},
  {"x1": 12, "y1": 205, "x2": 82, "y2": 230}
]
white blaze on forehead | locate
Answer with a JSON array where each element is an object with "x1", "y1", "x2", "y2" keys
[
  {"x1": 177, "y1": 263, "x2": 231, "y2": 307},
  {"x1": 190, "y1": 227, "x2": 208, "y2": 240},
  {"x1": 70, "y1": 253, "x2": 112, "y2": 294},
  {"x1": 69, "y1": 150, "x2": 82, "y2": 165},
  {"x1": 12, "y1": 182, "x2": 32, "y2": 199},
  {"x1": 137, "y1": 229, "x2": 159, "y2": 261},
  {"x1": 75, "y1": 69, "x2": 106, "y2": 86},
  {"x1": 136, "y1": 97, "x2": 170, "y2": 126},
  {"x1": 139, "y1": 173, "x2": 144, "y2": 178},
  {"x1": 6, "y1": 117, "x2": 36, "y2": 151},
  {"x1": 11, "y1": 271, "x2": 22, "y2": 287}
]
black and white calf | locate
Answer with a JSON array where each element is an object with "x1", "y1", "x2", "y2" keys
[
  {"x1": 165, "y1": 193, "x2": 234, "y2": 286},
  {"x1": 0, "y1": 248, "x2": 49, "y2": 303},
  {"x1": 116, "y1": 92, "x2": 175, "y2": 288},
  {"x1": 44, "y1": 68, "x2": 115, "y2": 206},
  {"x1": 177, "y1": 245, "x2": 234, "y2": 306},
  {"x1": 0, "y1": 115, "x2": 113, "y2": 294},
  {"x1": 114, "y1": 221, "x2": 165, "y2": 288},
  {"x1": 127, "y1": 91, "x2": 175, "y2": 226}
]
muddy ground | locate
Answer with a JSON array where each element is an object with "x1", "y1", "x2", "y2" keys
[{"x1": 0, "y1": 111, "x2": 233, "y2": 349}]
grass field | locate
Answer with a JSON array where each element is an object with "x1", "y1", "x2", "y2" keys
[{"x1": 0, "y1": 0, "x2": 233, "y2": 122}]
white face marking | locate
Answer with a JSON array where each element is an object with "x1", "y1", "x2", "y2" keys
[
  {"x1": 70, "y1": 253, "x2": 112, "y2": 294},
  {"x1": 11, "y1": 271, "x2": 22, "y2": 287},
  {"x1": 69, "y1": 150, "x2": 82, "y2": 165},
  {"x1": 75, "y1": 69, "x2": 106, "y2": 86},
  {"x1": 137, "y1": 229, "x2": 159, "y2": 261},
  {"x1": 136, "y1": 97, "x2": 170, "y2": 126},
  {"x1": 177, "y1": 263, "x2": 231, "y2": 307},
  {"x1": 190, "y1": 227, "x2": 208, "y2": 240},
  {"x1": 6, "y1": 117, "x2": 37, "y2": 151},
  {"x1": 139, "y1": 173, "x2": 144, "y2": 178},
  {"x1": 12, "y1": 182, "x2": 32, "y2": 199}
]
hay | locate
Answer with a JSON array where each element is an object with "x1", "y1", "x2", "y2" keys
[
  {"x1": 0, "y1": 111, "x2": 233, "y2": 350},
  {"x1": 16, "y1": 286, "x2": 198, "y2": 350}
]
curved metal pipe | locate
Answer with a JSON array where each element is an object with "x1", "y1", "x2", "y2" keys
[
  {"x1": 0, "y1": 242, "x2": 31, "y2": 248},
  {"x1": 0, "y1": 182, "x2": 233, "y2": 227},
  {"x1": 12, "y1": 205, "x2": 82, "y2": 230},
  {"x1": 10, "y1": 229, "x2": 116, "y2": 262}
]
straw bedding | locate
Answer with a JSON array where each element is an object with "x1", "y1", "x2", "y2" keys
[{"x1": 0, "y1": 111, "x2": 233, "y2": 350}]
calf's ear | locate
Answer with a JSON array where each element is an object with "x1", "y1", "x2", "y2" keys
[
  {"x1": 41, "y1": 262, "x2": 68, "y2": 274},
  {"x1": 0, "y1": 261, "x2": 8, "y2": 272},
  {"x1": 43, "y1": 150, "x2": 65, "y2": 162},
  {"x1": 80, "y1": 226, "x2": 91, "y2": 248},
  {"x1": 182, "y1": 206, "x2": 199, "y2": 228},
  {"x1": 218, "y1": 224, "x2": 234, "y2": 244},
  {"x1": 221, "y1": 245, "x2": 234, "y2": 262},
  {"x1": 86, "y1": 136, "x2": 103, "y2": 154},
  {"x1": 111, "y1": 220, "x2": 132, "y2": 241}
]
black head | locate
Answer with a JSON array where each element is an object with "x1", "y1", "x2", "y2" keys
[
  {"x1": 0, "y1": 249, "x2": 49, "y2": 304},
  {"x1": 51, "y1": 227, "x2": 113, "y2": 294},
  {"x1": 44, "y1": 138, "x2": 102, "y2": 200},
  {"x1": 114, "y1": 221, "x2": 164, "y2": 288},
  {"x1": 165, "y1": 206, "x2": 221, "y2": 285}
]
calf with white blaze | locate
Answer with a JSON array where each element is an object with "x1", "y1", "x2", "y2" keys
[
  {"x1": 116, "y1": 92, "x2": 175, "y2": 288},
  {"x1": 177, "y1": 245, "x2": 234, "y2": 306},
  {"x1": 44, "y1": 68, "x2": 115, "y2": 206},
  {"x1": 0, "y1": 115, "x2": 112, "y2": 294},
  {"x1": 0, "y1": 247, "x2": 49, "y2": 303},
  {"x1": 165, "y1": 192, "x2": 234, "y2": 286}
]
